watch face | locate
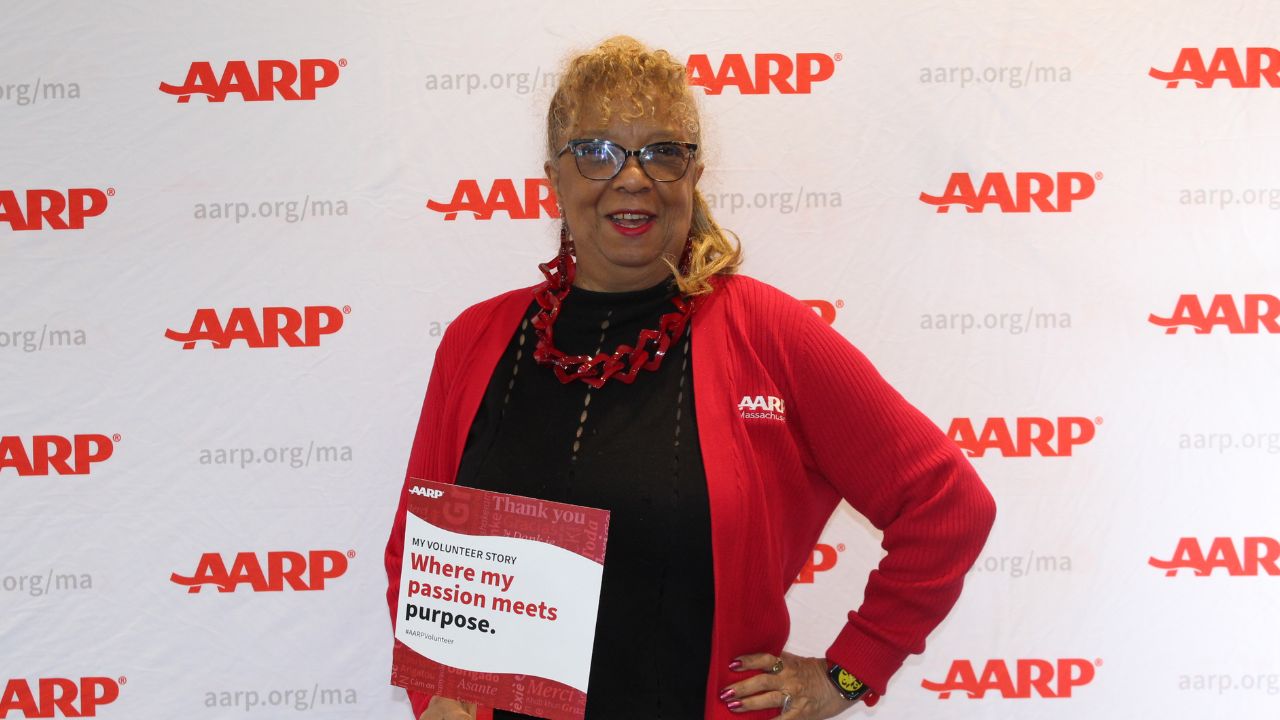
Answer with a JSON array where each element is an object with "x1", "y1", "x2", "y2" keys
[
  {"x1": 836, "y1": 669, "x2": 864, "y2": 694},
  {"x1": 828, "y1": 665, "x2": 869, "y2": 701}
]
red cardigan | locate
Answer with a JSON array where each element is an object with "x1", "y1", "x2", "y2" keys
[{"x1": 385, "y1": 274, "x2": 995, "y2": 720}]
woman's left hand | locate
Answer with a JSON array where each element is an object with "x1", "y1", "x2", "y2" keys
[{"x1": 719, "y1": 651, "x2": 854, "y2": 719}]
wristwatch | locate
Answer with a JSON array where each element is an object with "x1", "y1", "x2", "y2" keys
[{"x1": 826, "y1": 662, "x2": 871, "y2": 703}]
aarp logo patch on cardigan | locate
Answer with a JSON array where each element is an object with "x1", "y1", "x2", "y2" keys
[{"x1": 738, "y1": 395, "x2": 786, "y2": 422}]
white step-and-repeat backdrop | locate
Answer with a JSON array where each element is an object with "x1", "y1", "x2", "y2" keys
[{"x1": 4, "y1": 1, "x2": 1279, "y2": 718}]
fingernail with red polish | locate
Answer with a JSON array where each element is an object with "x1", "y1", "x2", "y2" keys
[
  {"x1": 727, "y1": 700, "x2": 743, "y2": 710},
  {"x1": 718, "y1": 689, "x2": 735, "y2": 701},
  {"x1": 728, "y1": 660, "x2": 743, "y2": 671}
]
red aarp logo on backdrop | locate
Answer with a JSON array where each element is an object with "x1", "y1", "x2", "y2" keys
[
  {"x1": 947, "y1": 417, "x2": 1099, "y2": 458},
  {"x1": 801, "y1": 299, "x2": 841, "y2": 325},
  {"x1": 1149, "y1": 537, "x2": 1280, "y2": 576},
  {"x1": 159, "y1": 58, "x2": 345, "y2": 102},
  {"x1": 164, "y1": 305, "x2": 349, "y2": 349},
  {"x1": 0, "y1": 188, "x2": 111, "y2": 231},
  {"x1": 1150, "y1": 48, "x2": 1280, "y2": 88},
  {"x1": 170, "y1": 550, "x2": 353, "y2": 593},
  {"x1": 1148, "y1": 294, "x2": 1280, "y2": 334},
  {"x1": 795, "y1": 542, "x2": 843, "y2": 583},
  {"x1": 687, "y1": 52, "x2": 839, "y2": 94},
  {"x1": 922, "y1": 658, "x2": 1099, "y2": 699},
  {"x1": 426, "y1": 179, "x2": 559, "y2": 221},
  {"x1": 0, "y1": 434, "x2": 115, "y2": 477},
  {"x1": 0, "y1": 677, "x2": 121, "y2": 718},
  {"x1": 919, "y1": 172, "x2": 1099, "y2": 213}
]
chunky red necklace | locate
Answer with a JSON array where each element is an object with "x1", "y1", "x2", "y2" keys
[{"x1": 531, "y1": 250, "x2": 698, "y2": 388}]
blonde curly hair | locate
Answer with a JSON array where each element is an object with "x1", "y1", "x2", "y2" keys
[{"x1": 546, "y1": 36, "x2": 741, "y2": 296}]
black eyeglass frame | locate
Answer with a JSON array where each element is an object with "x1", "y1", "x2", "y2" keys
[{"x1": 556, "y1": 138, "x2": 700, "y2": 182}]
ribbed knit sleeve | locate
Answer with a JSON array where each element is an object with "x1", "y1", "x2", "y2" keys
[
  {"x1": 785, "y1": 299, "x2": 996, "y2": 696},
  {"x1": 386, "y1": 291, "x2": 528, "y2": 720},
  {"x1": 385, "y1": 330, "x2": 455, "y2": 720}
]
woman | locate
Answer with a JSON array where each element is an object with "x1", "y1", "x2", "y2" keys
[{"x1": 386, "y1": 36, "x2": 996, "y2": 720}]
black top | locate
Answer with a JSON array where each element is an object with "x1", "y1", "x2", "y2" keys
[{"x1": 455, "y1": 278, "x2": 715, "y2": 719}]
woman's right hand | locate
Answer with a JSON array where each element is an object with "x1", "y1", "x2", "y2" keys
[{"x1": 419, "y1": 696, "x2": 476, "y2": 720}]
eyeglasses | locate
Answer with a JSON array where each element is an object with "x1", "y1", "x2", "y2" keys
[{"x1": 557, "y1": 139, "x2": 698, "y2": 182}]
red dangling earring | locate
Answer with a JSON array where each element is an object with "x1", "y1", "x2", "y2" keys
[
  {"x1": 678, "y1": 233, "x2": 695, "y2": 276},
  {"x1": 539, "y1": 220, "x2": 576, "y2": 289},
  {"x1": 559, "y1": 220, "x2": 575, "y2": 262}
]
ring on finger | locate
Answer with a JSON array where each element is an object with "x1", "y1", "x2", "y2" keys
[
  {"x1": 781, "y1": 692, "x2": 793, "y2": 713},
  {"x1": 769, "y1": 658, "x2": 784, "y2": 674}
]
